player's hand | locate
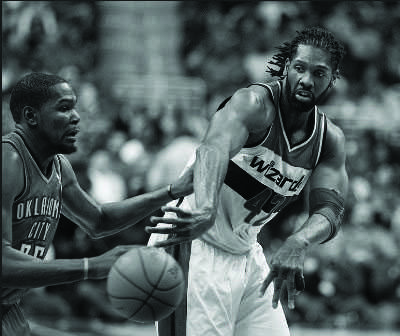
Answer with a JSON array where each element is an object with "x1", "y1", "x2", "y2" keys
[
  {"x1": 260, "y1": 236, "x2": 307, "y2": 310},
  {"x1": 88, "y1": 245, "x2": 141, "y2": 279},
  {"x1": 169, "y1": 166, "x2": 194, "y2": 199},
  {"x1": 145, "y1": 206, "x2": 216, "y2": 247}
]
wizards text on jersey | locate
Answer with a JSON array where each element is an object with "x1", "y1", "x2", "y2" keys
[{"x1": 249, "y1": 155, "x2": 305, "y2": 192}]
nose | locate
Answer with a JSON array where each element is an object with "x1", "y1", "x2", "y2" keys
[
  {"x1": 299, "y1": 71, "x2": 313, "y2": 90},
  {"x1": 70, "y1": 109, "x2": 80, "y2": 124}
]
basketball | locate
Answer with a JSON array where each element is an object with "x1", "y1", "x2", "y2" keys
[{"x1": 106, "y1": 246, "x2": 185, "y2": 323}]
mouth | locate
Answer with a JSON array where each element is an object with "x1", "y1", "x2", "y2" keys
[
  {"x1": 64, "y1": 128, "x2": 80, "y2": 141},
  {"x1": 295, "y1": 89, "x2": 313, "y2": 102}
]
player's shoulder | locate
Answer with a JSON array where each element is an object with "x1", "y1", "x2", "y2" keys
[
  {"x1": 325, "y1": 116, "x2": 346, "y2": 148},
  {"x1": 2, "y1": 140, "x2": 23, "y2": 167},
  {"x1": 226, "y1": 84, "x2": 276, "y2": 128},
  {"x1": 2, "y1": 141, "x2": 25, "y2": 196},
  {"x1": 232, "y1": 84, "x2": 273, "y2": 107}
]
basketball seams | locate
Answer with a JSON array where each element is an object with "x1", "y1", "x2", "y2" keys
[
  {"x1": 127, "y1": 251, "x2": 169, "y2": 321},
  {"x1": 112, "y1": 265, "x2": 150, "y2": 295},
  {"x1": 112, "y1": 265, "x2": 176, "y2": 307},
  {"x1": 107, "y1": 247, "x2": 185, "y2": 322},
  {"x1": 138, "y1": 248, "x2": 166, "y2": 287},
  {"x1": 153, "y1": 281, "x2": 184, "y2": 292},
  {"x1": 138, "y1": 249, "x2": 158, "y2": 286},
  {"x1": 108, "y1": 296, "x2": 146, "y2": 304},
  {"x1": 108, "y1": 292, "x2": 175, "y2": 308}
]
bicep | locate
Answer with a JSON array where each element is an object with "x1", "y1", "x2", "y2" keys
[
  {"x1": 309, "y1": 125, "x2": 348, "y2": 198},
  {"x1": 310, "y1": 163, "x2": 348, "y2": 196}
]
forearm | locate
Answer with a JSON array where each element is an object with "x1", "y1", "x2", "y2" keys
[
  {"x1": 290, "y1": 213, "x2": 332, "y2": 247},
  {"x1": 96, "y1": 186, "x2": 174, "y2": 237},
  {"x1": 194, "y1": 144, "x2": 230, "y2": 210},
  {"x1": 2, "y1": 247, "x2": 85, "y2": 288}
]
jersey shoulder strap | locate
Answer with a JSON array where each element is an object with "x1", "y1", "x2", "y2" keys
[
  {"x1": 216, "y1": 80, "x2": 282, "y2": 112},
  {"x1": 248, "y1": 81, "x2": 281, "y2": 108},
  {"x1": 2, "y1": 131, "x2": 29, "y2": 201}
]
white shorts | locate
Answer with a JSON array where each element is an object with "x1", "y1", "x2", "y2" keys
[
  {"x1": 186, "y1": 239, "x2": 289, "y2": 336},
  {"x1": 150, "y1": 236, "x2": 290, "y2": 336}
]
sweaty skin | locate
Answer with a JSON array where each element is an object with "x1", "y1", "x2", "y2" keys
[{"x1": 147, "y1": 44, "x2": 348, "y2": 309}]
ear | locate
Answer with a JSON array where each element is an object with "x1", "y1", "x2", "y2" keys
[
  {"x1": 22, "y1": 106, "x2": 38, "y2": 126},
  {"x1": 284, "y1": 58, "x2": 290, "y2": 75},
  {"x1": 332, "y1": 69, "x2": 340, "y2": 81},
  {"x1": 329, "y1": 69, "x2": 340, "y2": 88}
]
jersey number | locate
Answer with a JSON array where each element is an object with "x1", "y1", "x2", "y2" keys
[
  {"x1": 20, "y1": 243, "x2": 46, "y2": 258},
  {"x1": 244, "y1": 188, "x2": 289, "y2": 225}
]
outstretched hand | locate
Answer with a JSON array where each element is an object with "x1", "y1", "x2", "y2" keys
[
  {"x1": 145, "y1": 206, "x2": 216, "y2": 248},
  {"x1": 260, "y1": 236, "x2": 307, "y2": 310}
]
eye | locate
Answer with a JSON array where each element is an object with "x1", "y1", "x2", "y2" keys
[
  {"x1": 315, "y1": 70, "x2": 327, "y2": 78},
  {"x1": 294, "y1": 65, "x2": 304, "y2": 73},
  {"x1": 59, "y1": 104, "x2": 76, "y2": 112}
]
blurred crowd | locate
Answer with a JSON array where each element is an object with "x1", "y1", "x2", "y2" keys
[{"x1": 2, "y1": 0, "x2": 400, "y2": 330}]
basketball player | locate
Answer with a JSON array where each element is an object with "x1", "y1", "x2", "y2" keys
[
  {"x1": 147, "y1": 27, "x2": 348, "y2": 336},
  {"x1": 2, "y1": 72, "x2": 193, "y2": 336}
]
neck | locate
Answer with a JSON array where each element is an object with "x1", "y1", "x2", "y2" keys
[{"x1": 15, "y1": 125, "x2": 55, "y2": 175}]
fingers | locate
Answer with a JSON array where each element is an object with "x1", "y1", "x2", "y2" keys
[
  {"x1": 150, "y1": 216, "x2": 191, "y2": 226},
  {"x1": 153, "y1": 236, "x2": 191, "y2": 248},
  {"x1": 260, "y1": 269, "x2": 277, "y2": 296},
  {"x1": 261, "y1": 267, "x2": 303, "y2": 310},
  {"x1": 145, "y1": 226, "x2": 175, "y2": 234},
  {"x1": 272, "y1": 276, "x2": 284, "y2": 309},
  {"x1": 160, "y1": 206, "x2": 190, "y2": 216},
  {"x1": 286, "y1": 272, "x2": 296, "y2": 309},
  {"x1": 295, "y1": 272, "x2": 305, "y2": 292}
]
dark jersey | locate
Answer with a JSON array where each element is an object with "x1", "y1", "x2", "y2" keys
[{"x1": 2, "y1": 130, "x2": 63, "y2": 304}]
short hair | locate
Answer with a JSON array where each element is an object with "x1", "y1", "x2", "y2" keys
[
  {"x1": 266, "y1": 27, "x2": 346, "y2": 79},
  {"x1": 9, "y1": 72, "x2": 68, "y2": 123}
]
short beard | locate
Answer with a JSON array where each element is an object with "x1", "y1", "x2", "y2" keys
[{"x1": 285, "y1": 80, "x2": 316, "y2": 113}]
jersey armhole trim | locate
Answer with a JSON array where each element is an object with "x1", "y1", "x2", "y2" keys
[
  {"x1": 3, "y1": 140, "x2": 29, "y2": 202},
  {"x1": 315, "y1": 113, "x2": 327, "y2": 168}
]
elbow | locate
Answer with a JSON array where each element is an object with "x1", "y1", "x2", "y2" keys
[
  {"x1": 87, "y1": 222, "x2": 106, "y2": 240},
  {"x1": 87, "y1": 230, "x2": 103, "y2": 240},
  {"x1": 196, "y1": 143, "x2": 227, "y2": 163},
  {"x1": 87, "y1": 209, "x2": 111, "y2": 239}
]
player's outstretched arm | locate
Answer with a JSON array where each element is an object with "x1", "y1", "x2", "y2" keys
[
  {"x1": 147, "y1": 87, "x2": 276, "y2": 247},
  {"x1": 2, "y1": 143, "x2": 137, "y2": 288},
  {"x1": 60, "y1": 155, "x2": 193, "y2": 239},
  {"x1": 260, "y1": 120, "x2": 348, "y2": 310}
]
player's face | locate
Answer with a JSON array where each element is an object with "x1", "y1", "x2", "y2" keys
[
  {"x1": 284, "y1": 44, "x2": 335, "y2": 113},
  {"x1": 37, "y1": 83, "x2": 80, "y2": 154}
]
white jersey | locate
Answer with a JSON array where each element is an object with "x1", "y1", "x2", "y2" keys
[{"x1": 150, "y1": 80, "x2": 327, "y2": 255}]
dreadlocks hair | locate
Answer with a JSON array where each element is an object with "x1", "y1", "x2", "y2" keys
[
  {"x1": 9, "y1": 72, "x2": 68, "y2": 123},
  {"x1": 266, "y1": 27, "x2": 346, "y2": 79}
]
